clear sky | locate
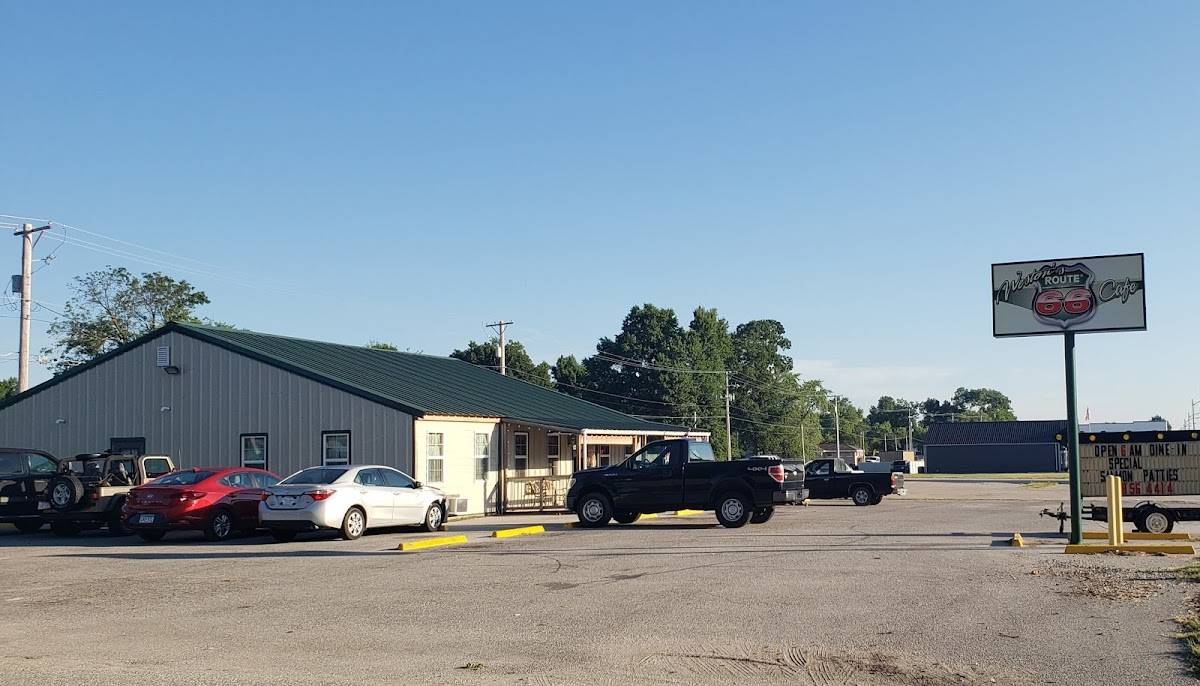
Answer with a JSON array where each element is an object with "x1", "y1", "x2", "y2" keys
[{"x1": 2, "y1": 2, "x2": 1197, "y2": 425}]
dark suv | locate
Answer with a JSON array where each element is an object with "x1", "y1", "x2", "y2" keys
[{"x1": 0, "y1": 449, "x2": 60, "y2": 533}]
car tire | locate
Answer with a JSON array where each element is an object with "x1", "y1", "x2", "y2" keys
[
  {"x1": 715, "y1": 493, "x2": 752, "y2": 528},
  {"x1": 270, "y1": 529, "x2": 297, "y2": 543},
  {"x1": 869, "y1": 494, "x2": 884, "y2": 505},
  {"x1": 575, "y1": 493, "x2": 612, "y2": 528},
  {"x1": 137, "y1": 529, "x2": 166, "y2": 543},
  {"x1": 749, "y1": 507, "x2": 775, "y2": 524},
  {"x1": 50, "y1": 520, "x2": 80, "y2": 537},
  {"x1": 340, "y1": 507, "x2": 366, "y2": 540},
  {"x1": 420, "y1": 503, "x2": 445, "y2": 532},
  {"x1": 47, "y1": 475, "x2": 83, "y2": 512},
  {"x1": 850, "y1": 485, "x2": 874, "y2": 506},
  {"x1": 1135, "y1": 507, "x2": 1174, "y2": 534},
  {"x1": 613, "y1": 512, "x2": 640, "y2": 524},
  {"x1": 203, "y1": 509, "x2": 236, "y2": 542},
  {"x1": 13, "y1": 519, "x2": 43, "y2": 534},
  {"x1": 106, "y1": 498, "x2": 131, "y2": 536}
]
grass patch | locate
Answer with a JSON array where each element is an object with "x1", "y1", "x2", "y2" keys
[
  {"x1": 1020, "y1": 481, "x2": 1059, "y2": 489},
  {"x1": 1173, "y1": 563, "x2": 1200, "y2": 675},
  {"x1": 1175, "y1": 562, "x2": 1200, "y2": 583},
  {"x1": 906, "y1": 472, "x2": 1065, "y2": 481}
]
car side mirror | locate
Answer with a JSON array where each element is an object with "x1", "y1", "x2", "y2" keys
[{"x1": 411, "y1": 481, "x2": 422, "y2": 489}]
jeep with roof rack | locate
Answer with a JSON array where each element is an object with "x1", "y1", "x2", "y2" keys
[{"x1": 40, "y1": 452, "x2": 175, "y2": 536}]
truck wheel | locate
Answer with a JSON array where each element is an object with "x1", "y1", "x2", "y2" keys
[
  {"x1": 850, "y1": 485, "x2": 874, "y2": 506},
  {"x1": 613, "y1": 512, "x2": 640, "y2": 524},
  {"x1": 750, "y1": 507, "x2": 774, "y2": 524},
  {"x1": 715, "y1": 493, "x2": 752, "y2": 528},
  {"x1": 1136, "y1": 508, "x2": 1174, "y2": 534},
  {"x1": 203, "y1": 509, "x2": 236, "y2": 541},
  {"x1": 47, "y1": 475, "x2": 83, "y2": 512},
  {"x1": 869, "y1": 494, "x2": 883, "y2": 505},
  {"x1": 576, "y1": 493, "x2": 612, "y2": 528}
]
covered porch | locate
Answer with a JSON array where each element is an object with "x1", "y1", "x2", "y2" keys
[{"x1": 498, "y1": 421, "x2": 705, "y2": 513}]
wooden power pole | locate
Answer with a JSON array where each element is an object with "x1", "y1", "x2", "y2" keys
[
  {"x1": 486, "y1": 320, "x2": 514, "y2": 375},
  {"x1": 14, "y1": 223, "x2": 51, "y2": 392}
]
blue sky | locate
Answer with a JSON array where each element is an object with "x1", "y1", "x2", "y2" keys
[{"x1": 2, "y1": 2, "x2": 1197, "y2": 424}]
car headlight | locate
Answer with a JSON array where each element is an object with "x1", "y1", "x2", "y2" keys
[{"x1": 567, "y1": 478, "x2": 576, "y2": 490}]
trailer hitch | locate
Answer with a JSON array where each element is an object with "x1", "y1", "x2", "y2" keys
[{"x1": 1039, "y1": 502, "x2": 1069, "y2": 534}]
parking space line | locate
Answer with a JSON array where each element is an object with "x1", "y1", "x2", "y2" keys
[{"x1": 397, "y1": 535, "x2": 469, "y2": 551}]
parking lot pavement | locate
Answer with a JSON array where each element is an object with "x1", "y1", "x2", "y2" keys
[{"x1": 1, "y1": 482, "x2": 1197, "y2": 685}]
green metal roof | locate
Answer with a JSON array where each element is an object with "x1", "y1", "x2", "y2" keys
[{"x1": 1, "y1": 322, "x2": 688, "y2": 433}]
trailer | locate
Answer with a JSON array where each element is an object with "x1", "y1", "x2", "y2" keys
[{"x1": 1086, "y1": 501, "x2": 1200, "y2": 534}]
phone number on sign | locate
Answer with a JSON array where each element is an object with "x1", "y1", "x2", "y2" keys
[{"x1": 1122, "y1": 481, "x2": 1175, "y2": 496}]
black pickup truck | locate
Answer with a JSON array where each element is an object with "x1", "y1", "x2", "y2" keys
[
  {"x1": 803, "y1": 458, "x2": 905, "y2": 505},
  {"x1": 565, "y1": 439, "x2": 807, "y2": 528}
]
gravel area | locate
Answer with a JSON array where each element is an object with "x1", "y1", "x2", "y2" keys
[{"x1": 0, "y1": 481, "x2": 1196, "y2": 685}]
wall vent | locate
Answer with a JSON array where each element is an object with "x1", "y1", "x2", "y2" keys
[{"x1": 155, "y1": 346, "x2": 171, "y2": 368}]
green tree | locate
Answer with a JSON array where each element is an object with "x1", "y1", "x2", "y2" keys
[
  {"x1": 551, "y1": 354, "x2": 588, "y2": 397},
  {"x1": 584, "y1": 304, "x2": 687, "y2": 421},
  {"x1": 822, "y1": 395, "x2": 867, "y2": 451},
  {"x1": 675, "y1": 307, "x2": 733, "y2": 457},
  {"x1": 728, "y1": 319, "x2": 806, "y2": 458},
  {"x1": 44, "y1": 266, "x2": 210, "y2": 373},
  {"x1": 951, "y1": 387, "x2": 1017, "y2": 422},
  {"x1": 0, "y1": 377, "x2": 17, "y2": 400},
  {"x1": 366, "y1": 341, "x2": 399, "y2": 351},
  {"x1": 451, "y1": 338, "x2": 554, "y2": 388}
]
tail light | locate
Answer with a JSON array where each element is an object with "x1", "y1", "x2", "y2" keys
[
  {"x1": 178, "y1": 491, "x2": 206, "y2": 502},
  {"x1": 304, "y1": 489, "x2": 335, "y2": 501},
  {"x1": 260, "y1": 492, "x2": 271, "y2": 501},
  {"x1": 767, "y1": 465, "x2": 785, "y2": 483},
  {"x1": 891, "y1": 473, "x2": 898, "y2": 487}
]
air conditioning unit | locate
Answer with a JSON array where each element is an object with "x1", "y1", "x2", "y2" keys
[{"x1": 444, "y1": 497, "x2": 470, "y2": 515}]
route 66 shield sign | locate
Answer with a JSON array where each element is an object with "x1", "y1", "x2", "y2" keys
[{"x1": 1032, "y1": 263, "x2": 1097, "y2": 329}]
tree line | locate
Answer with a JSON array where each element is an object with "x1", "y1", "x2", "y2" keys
[{"x1": 9, "y1": 267, "x2": 1020, "y2": 460}]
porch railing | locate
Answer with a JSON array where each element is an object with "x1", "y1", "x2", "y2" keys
[{"x1": 504, "y1": 475, "x2": 572, "y2": 512}]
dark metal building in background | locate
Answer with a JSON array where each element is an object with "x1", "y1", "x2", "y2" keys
[{"x1": 924, "y1": 421, "x2": 1067, "y2": 473}]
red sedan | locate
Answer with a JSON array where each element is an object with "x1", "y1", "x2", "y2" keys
[{"x1": 123, "y1": 467, "x2": 280, "y2": 542}]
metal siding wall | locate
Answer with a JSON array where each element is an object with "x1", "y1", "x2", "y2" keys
[
  {"x1": 0, "y1": 332, "x2": 413, "y2": 476},
  {"x1": 925, "y1": 444, "x2": 1060, "y2": 473}
]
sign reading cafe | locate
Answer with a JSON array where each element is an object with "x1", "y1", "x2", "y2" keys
[{"x1": 992, "y1": 253, "x2": 1146, "y2": 337}]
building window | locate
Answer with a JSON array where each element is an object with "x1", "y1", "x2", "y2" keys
[
  {"x1": 514, "y1": 432, "x2": 529, "y2": 474},
  {"x1": 240, "y1": 434, "x2": 268, "y2": 470},
  {"x1": 322, "y1": 431, "x2": 351, "y2": 466},
  {"x1": 474, "y1": 432, "x2": 490, "y2": 481},
  {"x1": 598, "y1": 445, "x2": 612, "y2": 467},
  {"x1": 548, "y1": 434, "x2": 560, "y2": 461},
  {"x1": 426, "y1": 432, "x2": 444, "y2": 483}
]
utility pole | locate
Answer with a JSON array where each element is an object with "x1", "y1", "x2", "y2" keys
[
  {"x1": 485, "y1": 320, "x2": 513, "y2": 376},
  {"x1": 14, "y1": 223, "x2": 51, "y2": 392},
  {"x1": 724, "y1": 371, "x2": 733, "y2": 460},
  {"x1": 907, "y1": 412, "x2": 914, "y2": 452},
  {"x1": 833, "y1": 395, "x2": 841, "y2": 462}
]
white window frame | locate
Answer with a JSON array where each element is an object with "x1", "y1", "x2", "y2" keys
[
  {"x1": 547, "y1": 434, "x2": 560, "y2": 461},
  {"x1": 426, "y1": 432, "x2": 445, "y2": 483},
  {"x1": 474, "y1": 432, "x2": 491, "y2": 481},
  {"x1": 322, "y1": 431, "x2": 351, "y2": 466},
  {"x1": 514, "y1": 432, "x2": 529, "y2": 474},
  {"x1": 597, "y1": 444, "x2": 612, "y2": 467},
  {"x1": 240, "y1": 433, "x2": 268, "y2": 470}
]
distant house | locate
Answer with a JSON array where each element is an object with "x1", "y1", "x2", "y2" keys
[
  {"x1": 0, "y1": 323, "x2": 707, "y2": 515},
  {"x1": 818, "y1": 442, "x2": 865, "y2": 464},
  {"x1": 924, "y1": 421, "x2": 1066, "y2": 473}
]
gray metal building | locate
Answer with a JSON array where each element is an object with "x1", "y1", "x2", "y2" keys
[
  {"x1": 924, "y1": 421, "x2": 1067, "y2": 473},
  {"x1": 0, "y1": 322, "x2": 698, "y2": 514}
]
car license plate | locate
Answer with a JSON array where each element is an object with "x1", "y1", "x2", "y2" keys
[
  {"x1": 280, "y1": 496, "x2": 296, "y2": 507},
  {"x1": 37, "y1": 501, "x2": 49, "y2": 511},
  {"x1": 137, "y1": 514, "x2": 157, "y2": 524}
]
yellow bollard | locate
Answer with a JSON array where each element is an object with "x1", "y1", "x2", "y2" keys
[
  {"x1": 1106, "y1": 475, "x2": 1126, "y2": 546},
  {"x1": 1114, "y1": 476, "x2": 1124, "y2": 546}
]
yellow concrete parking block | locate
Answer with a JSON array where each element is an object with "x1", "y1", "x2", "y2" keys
[
  {"x1": 1081, "y1": 531, "x2": 1191, "y2": 541},
  {"x1": 397, "y1": 535, "x2": 469, "y2": 551},
  {"x1": 674, "y1": 509, "x2": 706, "y2": 517},
  {"x1": 1064, "y1": 543, "x2": 1195, "y2": 555},
  {"x1": 639, "y1": 514, "x2": 658, "y2": 520},
  {"x1": 1010, "y1": 533, "x2": 1025, "y2": 547},
  {"x1": 491, "y1": 525, "x2": 546, "y2": 539}
]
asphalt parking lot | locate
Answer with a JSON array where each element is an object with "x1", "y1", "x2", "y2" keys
[{"x1": 2, "y1": 481, "x2": 1197, "y2": 686}]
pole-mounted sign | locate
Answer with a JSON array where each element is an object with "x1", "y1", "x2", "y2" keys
[{"x1": 992, "y1": 253, "x2": 1146, "y2": 543}]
